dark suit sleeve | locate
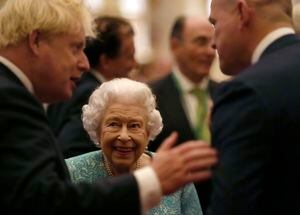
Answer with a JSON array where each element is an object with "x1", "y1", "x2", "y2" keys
[
  {"x1": 48, "y1": 83, "x2": 98, "y2": 158},
  {"x1": 0, "y1": 86, "x2": 140, "y2": 214},
  {"x1": 57, "y1": 113, "x2": 97, "y2": 157},
  {"x1": 208, "y1": 81, "x2": 273, "y2": 215}
]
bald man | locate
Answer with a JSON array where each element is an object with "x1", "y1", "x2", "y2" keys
[{"x1": 208, "y1": 0, "x2": 299, "y2": 214}]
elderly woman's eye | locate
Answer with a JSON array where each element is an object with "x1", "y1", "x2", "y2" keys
[
  {"x1": 130, "y1": 123, "x2": 141, "y2": 129},
  {"x1": 108, "y1": 122, "x2": 119, "y2": 127}
]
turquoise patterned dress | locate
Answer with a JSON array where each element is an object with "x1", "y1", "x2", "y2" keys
[{"x1": 66, "y1": 150, "x2": 202, "y2": 215}]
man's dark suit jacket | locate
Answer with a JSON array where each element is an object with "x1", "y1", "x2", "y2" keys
[
  {"x1": 149, "y1": 72, "x2": 218, "y2": 213},
  {"x1": 208, "y1": 34, "x2": 300, "y2": 215},
  {"x1": 0, "y1": 64, "x2": 139, "y2": 214},
  {"x1": 47, "y1": 72, "x2": 100, "y2": 158}
]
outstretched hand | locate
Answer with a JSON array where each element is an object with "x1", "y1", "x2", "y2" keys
[{"x1": 151, "y1": 132, "x2": 218, "y2": 195}]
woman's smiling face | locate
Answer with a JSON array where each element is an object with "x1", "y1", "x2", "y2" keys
[{"x1": 98, "y1": 102, "x2": 149, "y2": 174}]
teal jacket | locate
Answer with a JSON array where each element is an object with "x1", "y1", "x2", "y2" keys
[{"x1": 66, "y1": 150, "x2": 203, "y2": 215}]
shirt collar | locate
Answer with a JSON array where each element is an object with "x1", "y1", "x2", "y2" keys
[
  {"x1": 173, "y1": 66, "x2": 208, "y2": 93},
  {"x1": 0, "y1": 56, "x2": 34, "y2": 94},
  {"x1": 251, "y1": 27, "x2": 295, "y2": 64},
  {"x1": 90, "y1": 69, "x2": 107, "y2": 83}
]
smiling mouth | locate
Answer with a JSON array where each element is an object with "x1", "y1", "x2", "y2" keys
[
  {"x1": 200, "y1": 59, "x2": 213, "y2": 65},
  {"x1": 114, "y1": 147, "x2": 135, "y2": 156},
  {"x1": 114, "y1": 147, "x2": 134, "y2": 152}
]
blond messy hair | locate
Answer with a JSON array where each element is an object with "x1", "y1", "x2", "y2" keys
[{"x1": 0, "y1": 0, "x2": 94, "y2": 49}]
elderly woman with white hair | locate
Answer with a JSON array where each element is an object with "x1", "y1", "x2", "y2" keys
[{"x1": 66, "y1": 78, "x2": 202, "y2": 215}]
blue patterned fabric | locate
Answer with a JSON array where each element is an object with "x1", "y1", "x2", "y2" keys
[{"x1": 66, "y1": 150, "x2": 203, "y2": 215}]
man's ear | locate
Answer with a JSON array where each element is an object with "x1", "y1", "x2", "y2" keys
[
  {"x1": 237, "y1": 0, "x2": 253, "y2": 29},
  {"x1": 28, "y1": 29, "x2": 42, "y2": 55},
  {"x1": 170, "y1": 38, "x2": 182, "y2": 59},
  {"x1": 170, "y1": 38, "x2": 181, "y2": 52},
  {"x1": 100, "y1": 55, "x2": 110, "y2": 70}
]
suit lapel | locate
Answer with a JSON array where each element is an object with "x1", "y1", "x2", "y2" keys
[{"x1": 159, "y1": 74, "x2": 195, "y2": 139}]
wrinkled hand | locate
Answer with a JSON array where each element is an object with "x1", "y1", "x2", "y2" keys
[{"x1": 151, "y1": 132, "x2": 218, "y2": 195}]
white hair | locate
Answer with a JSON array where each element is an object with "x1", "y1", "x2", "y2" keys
[{"x1": 82, "y1": 78, "x2": 163, "y2": 146}]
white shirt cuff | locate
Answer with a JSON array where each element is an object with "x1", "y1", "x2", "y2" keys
[{"x1": 134, "y1": 166, "x2": 162, "y2": 214}]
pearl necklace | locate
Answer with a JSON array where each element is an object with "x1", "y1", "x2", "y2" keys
[{"x1": 103, "y1": 155, "x2": 142, "y2": 177}]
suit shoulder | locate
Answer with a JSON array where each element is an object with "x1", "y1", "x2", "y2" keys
[
  {"x1": 149, "y1": 73, "x2": 173, "y2": 92},
  {"x1": 0, "y1": 76, "x2": 43, "y2": 112},
  {"x1": 74, "y1": 73, "x2": 100, "y2": 99},
  {"x1": 48, "y1": 74, "x2": 100, "y2": 113}
]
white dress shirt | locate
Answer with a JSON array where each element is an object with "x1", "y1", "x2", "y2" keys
[{"x1": 173, "y1": 66, "x2": 210, "y2": 129}]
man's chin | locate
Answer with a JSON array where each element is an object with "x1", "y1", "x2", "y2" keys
[
  {"x1": 63, "y1": 90, "x2": 73, "y2": 101},
  {"x1": 47, "y1": 91, "x2": 73, "y2": 103}
]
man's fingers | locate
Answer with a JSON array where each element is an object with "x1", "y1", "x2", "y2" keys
[
  {"x1": 182, "y1": 146, "x2": 218, "y2": 162},
  {"x1": 173, "y1": 141, "x2": 210, "y2": 154},
  {"x1": 186, "y1": 170, "x2": 213, "y2": 183},
  {"x1": 156, "y1": 131, "x2": 178, "y2": 152},
  {"x1": 187, "y1": 156, "x2": 218, "y2": 171}
]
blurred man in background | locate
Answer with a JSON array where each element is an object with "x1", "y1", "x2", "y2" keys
[
  {"x1": 148, "y1": 15, "x2": 217, "y2": 212},
  {"x1": 47, "y1": 16, "x2": 137, "y2": 158}
]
